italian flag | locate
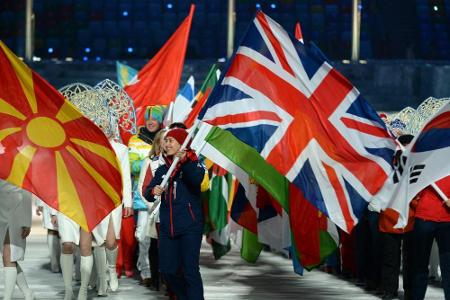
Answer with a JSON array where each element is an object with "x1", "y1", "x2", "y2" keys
[{"x1": 206, "y1": 164, "x2": 232, "y2": 259}]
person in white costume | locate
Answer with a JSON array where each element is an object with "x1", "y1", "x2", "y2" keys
[
  {"x1": 34, "y1": 196, "x2": 60, "y2": 273},
  {"x1": 91, "y1": 136, "x2": 133, "y2": 295},
  {"x1": 0, "y1": 180, "x2": 35, "y2": 300},
  {"x1": 57, "y1": 210, "x2": 93, "y2": 300},
  {"x1": 56, "y1": 131, "x2": 132, "y2": 300},
  {"x1": 135, "y1": 128, "x2": 166, "y2": 289}
]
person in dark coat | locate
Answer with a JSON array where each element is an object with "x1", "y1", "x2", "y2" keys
[{"x1": 145, "y1": 128, "x2": 205, "y2": 300}]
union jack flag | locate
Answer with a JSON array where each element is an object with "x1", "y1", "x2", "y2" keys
[{"x1": 198, "y1": 11, "x2": 396, "y2": 232}]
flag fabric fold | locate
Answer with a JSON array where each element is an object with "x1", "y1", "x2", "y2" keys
[
  {"x1": 289, "y1": 184, "x2": 339, "y2": 270},
  {"x1": 383, "y1": 101, "x2": 450, "y2": 227},
  {"x1": 206, "y1": 164, "x2": 232, "y2": 259},
  {"x1": 184, "y1": 64, "x2": 219, "y2": 128},
  {"x1": 295, "y1": 22, "x2": 304, "y2": 43},
  {"x1": 192, "y1": 122, "x2": 338, "y2": 268},
  {"x1": 172, "y1": 76, "x2": 196, "y2": 123},
  {"x1": 192, "y1": 123, "x2": 287, "y2": 262},
  {"x1": 196, "y1": 11, "x2": 396, "y2": 233}
]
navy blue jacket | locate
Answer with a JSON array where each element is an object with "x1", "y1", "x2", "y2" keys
[{"x1": 145, "y1": 157, "x2": 204, "y2": 237}]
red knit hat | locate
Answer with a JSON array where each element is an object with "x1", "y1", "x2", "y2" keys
[{"x1": 165, "y1": 128, "x2": 189, "y2": 146}]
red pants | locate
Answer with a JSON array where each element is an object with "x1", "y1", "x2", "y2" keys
[{"x1": 116, "y1": 216, "x2": 137, "y2": 276}]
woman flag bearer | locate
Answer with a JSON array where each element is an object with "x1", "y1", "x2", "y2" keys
[
  {"x1": 146, "y1": 128, "x2": 205, "y2": 300},
  {"x1": 91, "y1": 132, "x2": 133, "y2": 295},
  {"x1": 55, "y1": 84, "x2": 132, "y2": 300}
]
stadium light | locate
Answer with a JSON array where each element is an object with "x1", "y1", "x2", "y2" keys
[
  {"x1": 167, "y1": 3, "x2": 173, "y2": 9},
  {"x1": 48, "y1": 47, "x2": 54, "y2": 54},
  {"x1": 270, "y1": 3, "x2": 277, "y2": 9},
  {"x1": 256, "y1": 3, "x2": 261, "y2": 9},
  {"x1": 127, "y1": 47, "x2": 134, "y2": 53},
  {"x1": 123, "y1": 11, "x2": 129, "y2": 16},
  {"x1": 85, "y1": 47, "x2": 91, "y2": 53}
]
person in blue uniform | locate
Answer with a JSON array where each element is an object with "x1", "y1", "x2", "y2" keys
[{"x1": 145, "y1": 128, "x2": 205, "y2": 300}]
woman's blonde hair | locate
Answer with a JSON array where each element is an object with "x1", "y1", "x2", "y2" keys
[{"x1": 149, "y1": 129, "x2": 166, "y2": 158}]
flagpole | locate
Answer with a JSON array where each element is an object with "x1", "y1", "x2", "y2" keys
[
  {"x1": 149, "y1": 118, "x2": 199, "y2": 213},
  {"x1": 227, "y1": 0, "x2": 236, "y2": 58},
  {"x1": 431, "y1": 182, "x2": 449, "y2": 202},
  {"x1": 157, "y1": 119, "x2": 201, "y2": 192},
  {"x1": 351, "y1": 0, "x2": 361, "y2": 62},
  {"x1": 165, "y1": 101, "x2": 174, "y2": 126},
  {"x1": 25, "y1": 0, "x2": 34, "y2": 61}
]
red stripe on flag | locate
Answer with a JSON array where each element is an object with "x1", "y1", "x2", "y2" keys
[
  {"x1": 422, "y1": 111, "x2": 450, "y2": 131},
  {"x1": 185, "y1": 88, "x2": 212, "y2": 128},
  {"x1": 295, "y1": 22, "x2": 303, "y2": 42},
  {"x1": 289, "y1": 184, "x2": 321, "y2": 268},
  {"x1": 208, "y1": 110, "x2": 282, "y2": 127},
  {"x1": 323, "y1": 162, "x2": 354, "y2": 232},
  {"x1": 341, "y1": 117, "x2": 392, "y2": 138},
  {"x1": 142, "y1": 165, "x2": 154, "y2": 197},
  {"x1": 212, "y1": 164, "x2": 228, "y2": 177},
  {"x1": 257, "y1": 12, "x2": 296, "y2": 77}
]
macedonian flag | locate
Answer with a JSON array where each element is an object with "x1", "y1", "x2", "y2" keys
[{"x1": 0, "y1": 41, "x2": 123, "y2": 232}]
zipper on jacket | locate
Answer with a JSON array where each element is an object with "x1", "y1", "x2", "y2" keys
[
  {"x1": 188, "y1": 203, "x2": 196, "y2": 221},
  {"x1": 173, "y1": 182, "x2": 177, "y2": 200},
  {"x1": 169, "y1": 184, "x2": 174, "y2": 237}
]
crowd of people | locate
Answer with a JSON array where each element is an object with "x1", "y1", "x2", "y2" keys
[
  {"x1": 1, "y1": 105, "x2": 207, "y2": 300},
  {"x1": 0, "y1": 104, "x2": 449, "y2": 300}
]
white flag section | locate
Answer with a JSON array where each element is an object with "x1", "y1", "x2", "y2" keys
[
  {"x1": 191, "y1": 122, "x2": 291, "y2": 251},
  {"x1": 172, "y1": 76, "x2": 195, "y2": 123},
  {"x1": 382, "y1": 101, "x2": 450, "y2": 227}
]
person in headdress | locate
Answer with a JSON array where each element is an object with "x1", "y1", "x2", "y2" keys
[
  {"x1": 389, "y1": 118, "x2": 407, "y2": 138},
  {"x1": 136, "y1": 128, "x2": 167, "y2": 290},
  {"x1": 128, "y1": 105, "x2": 164, "y2": 282},
  {"x1": 56, "y1": 120, "x2": 132, "y2": 300},
  {"x1": 90, "y1": 120, "x2": 133, "y2": 296},
  {"x1": 378, "y1": 134, "x2": 415, "y2": 300}
]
